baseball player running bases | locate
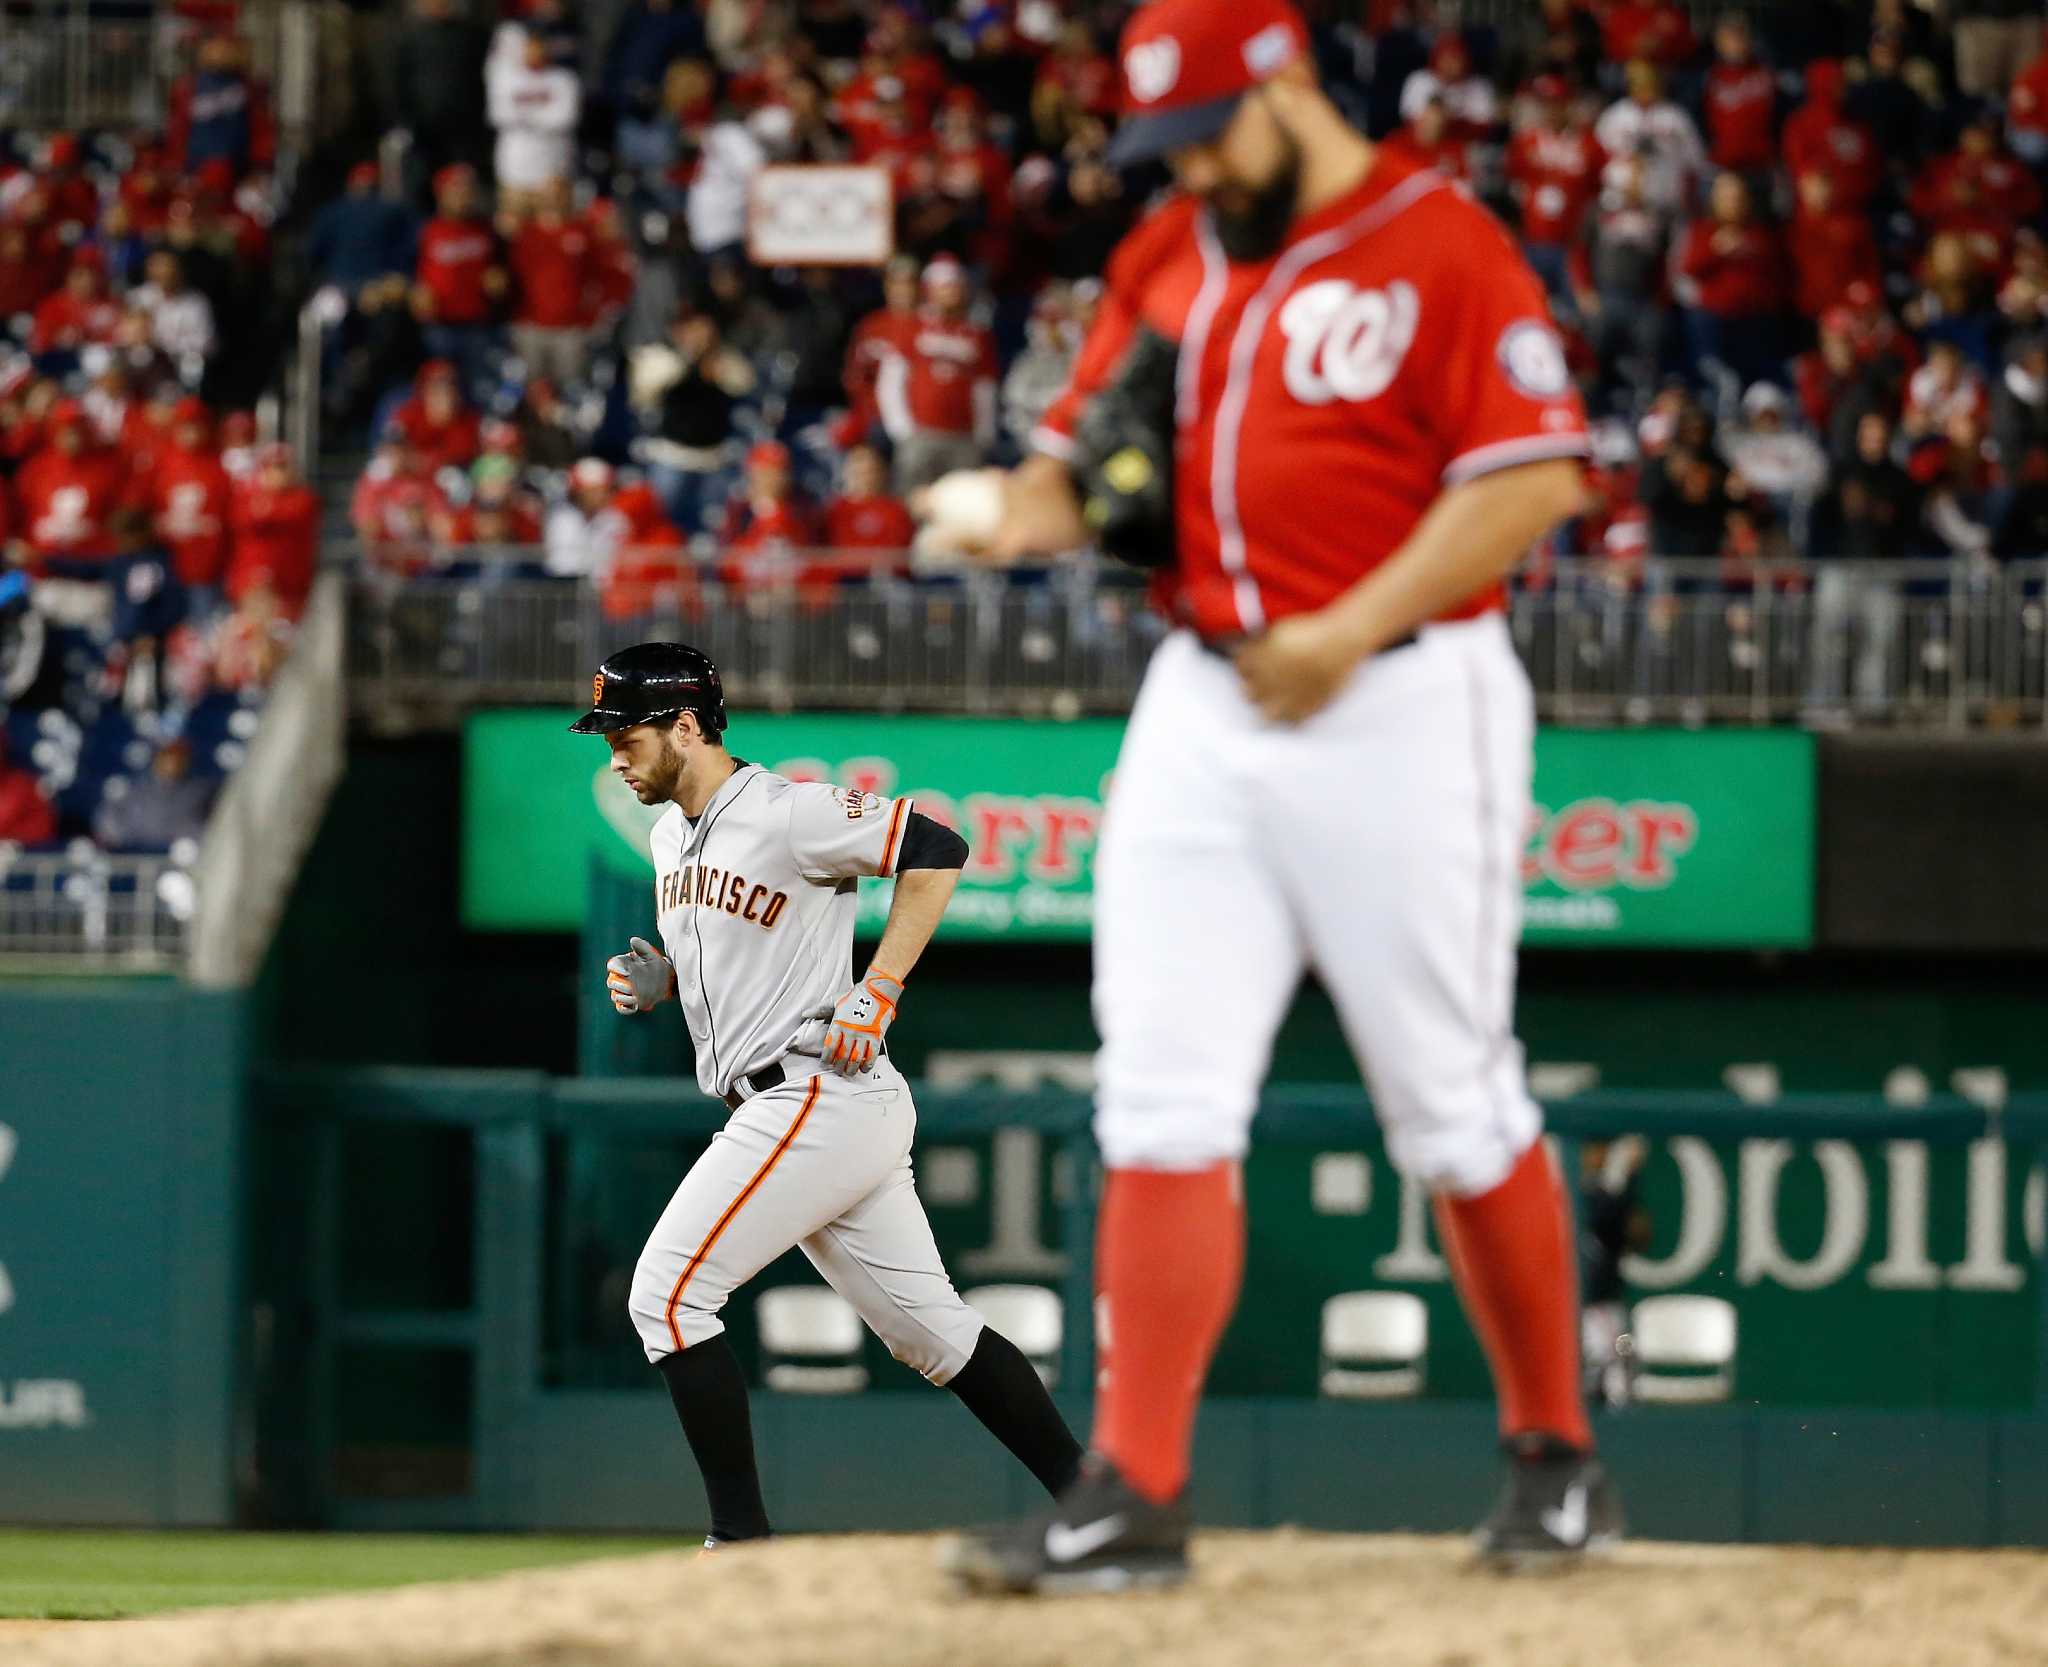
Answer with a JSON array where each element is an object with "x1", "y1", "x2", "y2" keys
[
  {"x1": 934, "y1": 0, "x2": 1620, "y2": 1594},
  {"x1": 575, "y1": 642, "x2": 1083, "y2": 1547}
]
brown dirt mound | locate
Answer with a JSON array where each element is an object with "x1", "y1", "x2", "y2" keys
[{"x1": 7, "y1": 1532, "x2": 2045, "y2": 1667}]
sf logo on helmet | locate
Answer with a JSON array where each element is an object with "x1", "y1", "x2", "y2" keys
[{"x1": 593, "y1": 672, "x2": 606, "y2": 709}]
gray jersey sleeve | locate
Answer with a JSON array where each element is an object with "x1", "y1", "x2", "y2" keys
[{"x1": 786, "y1": 783, "x2": 917, "y2": 882}]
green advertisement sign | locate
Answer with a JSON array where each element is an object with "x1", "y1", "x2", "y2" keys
[{"x1": 464, "y1": 714, "x2": 1813, "y2": 948}]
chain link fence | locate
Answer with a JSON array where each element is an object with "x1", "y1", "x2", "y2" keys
[{"x1": 343, "y1": 550, "x2": 2048, "y2": 731}]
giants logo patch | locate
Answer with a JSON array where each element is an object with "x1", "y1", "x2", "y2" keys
[
  {"x1": 1277, "y1": 280, "x2": 1420, "y2": 406},
  {"x1": 592, "y1": 672, "x2": 606, "y2": 708}
]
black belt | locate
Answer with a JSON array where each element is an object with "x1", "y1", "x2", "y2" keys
[
  {"x1": 723, "y1": 1059, "x2": 786, "y2": 1111},
  {"x1": 1194, "y1": 629, "x2": 1417, "y2": 660}
]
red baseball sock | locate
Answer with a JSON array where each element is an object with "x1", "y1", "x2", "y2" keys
[
  {"x1": 1091, "y1": 1163, "x2": 1245, "y2": 1504},
  {"x1": 1433, "y1": 1140, "x2": 1593, "y2": 1452}
]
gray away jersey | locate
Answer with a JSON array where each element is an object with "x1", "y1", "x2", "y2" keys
[{"x1": 649, "y1": 763, "x2": 915, "y2": 1099}]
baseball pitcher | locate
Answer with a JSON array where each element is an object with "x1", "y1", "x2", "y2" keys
[
  {"x1": 576, "y1": 642, "x2": 1082, "y2": 1546},
  {"x1": 931, "y1": 0, "x2": 1620, "y2": 1594}
]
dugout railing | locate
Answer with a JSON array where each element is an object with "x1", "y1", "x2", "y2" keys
[
  {"x1": 256, "y1": 1067, "x2": 2048, "y2": 1546},
  {"x1": 341, "y1": 549, "x2": 2048, "y2": 731}
]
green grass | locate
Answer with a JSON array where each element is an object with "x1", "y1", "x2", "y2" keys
[{"x1": 0, "y1": 1530, "x2": 669, "y2": 1620}]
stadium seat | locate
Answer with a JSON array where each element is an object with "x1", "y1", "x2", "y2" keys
[
  {"x1": 1318, "y1": 1291, "x2": 1428, "y2": 1400},
  {"x1": 963, "y1": 1284, "x2": 1062, "y2": 1387},
  {"x1": 756, "y1": 1285, "x2": 868, "y2": 1395},
  {"x1": 1629, "y1": 1295, "x2": 1738, "y2": 1404}
]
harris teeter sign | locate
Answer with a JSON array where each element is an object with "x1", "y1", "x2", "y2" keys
[{"x1": 463, "y1": 714, "x2": 1813, "y2": 948}]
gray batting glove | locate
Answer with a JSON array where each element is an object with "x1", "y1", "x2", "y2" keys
[{"x1": 606, "y1": 937, "x2": 674, "y2": 1015}]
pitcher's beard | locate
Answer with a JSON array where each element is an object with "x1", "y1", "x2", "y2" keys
[{"x1": 1207, "y1": 139, "x2": 1302, "y2": 264}]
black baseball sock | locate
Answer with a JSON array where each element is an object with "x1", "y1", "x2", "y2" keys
[
  {"x1": 945, "y1": 1326, "x2": 1086, "y2": 1497},
  {"x1": 655, "y1": 1335, "x2": 772, "y2": 1541}
]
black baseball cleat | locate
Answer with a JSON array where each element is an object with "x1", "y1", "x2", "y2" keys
[
  {"x1": 942, "y1": 1454, "x2": 1192, "y2": 1596},
  {"x1": 1473, "y1": 1435, "x2": 1624, "y2": 1572}
]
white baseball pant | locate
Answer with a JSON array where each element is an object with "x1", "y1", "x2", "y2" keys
[
  {"x1": 627, "y1": 1056, "x2": 985, "y2": 1380},
  {"x1": 1092, "y1": 615, "x2": 1542, "y2": 1197}
]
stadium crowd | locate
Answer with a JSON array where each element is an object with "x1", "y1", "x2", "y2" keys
[
  {"x1": 0, "y1": 25, "x2": 316, "y2": 857},
  {"x1": 316, "y1": 0, "x2": 2048, "y2": 602}
]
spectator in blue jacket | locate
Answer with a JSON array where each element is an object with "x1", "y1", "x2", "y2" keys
[
  {"x1": 308, "y1": 164, "x2": 420, "y2": 295},
  {"x1": 603, "y1": 0, "x2": 708, "y2": 170}
]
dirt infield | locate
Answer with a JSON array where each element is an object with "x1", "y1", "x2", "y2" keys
[{"x1": 7, "y1": 1531, "x2": 2045, "y2": 1667}]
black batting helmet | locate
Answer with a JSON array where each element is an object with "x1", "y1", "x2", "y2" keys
[{"x1": 569, "y1": 642, "x2": 727, "y2": 737}]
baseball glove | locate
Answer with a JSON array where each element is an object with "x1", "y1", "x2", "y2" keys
[{"x1": 1071, "y1": 325, "x2": 1179, "y2": 571}]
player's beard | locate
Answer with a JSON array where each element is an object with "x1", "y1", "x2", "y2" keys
[
  {"x1": 641, "y1": 733, "x2": 687, "y2": 803},
  {"x1": 1207, "y1": 132, "x2": 1302, "y2": 264}
]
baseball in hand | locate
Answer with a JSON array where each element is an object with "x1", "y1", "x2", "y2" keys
[{"x1": 915, "y1": 468, "x2": 1007, "y2": 552}]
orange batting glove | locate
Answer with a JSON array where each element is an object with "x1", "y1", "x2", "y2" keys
[
  {"x1": 607, "y1": 936, "x2": 674, "y2": 1015},
  {"x1": 821, "y1": 969, "x2": 903, "y2": 1075}
]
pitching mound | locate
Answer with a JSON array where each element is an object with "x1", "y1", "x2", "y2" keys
[{"x1": 7, "y1": 1531, "x2": 2045, "y2": 1667}]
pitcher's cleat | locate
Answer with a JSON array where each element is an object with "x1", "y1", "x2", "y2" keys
[
  {"x1": 943, "y1": 1455, "x2": 1191, "y2": 1596},
  {"x1": 1473, "y1": 1436, "x2": 1623, "y2": 1572}
]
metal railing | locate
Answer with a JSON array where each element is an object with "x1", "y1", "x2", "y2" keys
[
  {"x1": 0, "y1": 0, "x2": 323, "y2": 176},
  {"x1": 343, "y1": 548, "x2": 2048, "y2": 730},
  {"x1": 0, "y1": 849, "x2": 192, "y2": 970}
]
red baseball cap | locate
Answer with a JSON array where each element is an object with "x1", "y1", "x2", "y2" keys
[
  {"x1": 747, "y1": 440, "x2": 791, "y2": 469},
  {"x1": 1107, "y1": 0, "x2": 1308, "y2": 167},
  {"x1": 347, "y1": 161, "x2": 379, "y2": 191}
]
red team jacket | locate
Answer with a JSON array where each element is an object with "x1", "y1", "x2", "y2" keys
[
  {"x1": 152, "y1": 442, "x2": 235, "y2": 587},
  {"x1": 14, "y1": 443, "x2": 136, "y2": 565},
  {"x1": 1035, "y1": 158, "x2": 1589, "y2": 640},
  {"x1": 1505, "y1": 126, "x2": 1605, "y2": 246},
  {"x1": 227, "y1": 480, "x2": 320, "y2": 613},
  {"x1": 415, "y1": 216, "x2": 500, "y2": 325}
]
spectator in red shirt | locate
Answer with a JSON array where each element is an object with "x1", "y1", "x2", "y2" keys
[
  {"x1": 1599, "y1": 0, "x2": 1696, "y2": 72},
  {"x1": 1676, "y1": 171, "x2": 1789, "y2": 390},
  {"x1": 1703, "y1": 13, "x2": 1777, "y2": 177},
  {"x1": 1910, "y1": 112, "x2": 2044, "y2": 252},
  {"x1": 389, "y1": 360, "x2": 483, "y2": 474},
  {"x1": 1902, "y1": 339, "x2": 1991, "y2": 444},
  {"x1": 1789, "y1": 170, "x2": 1883, "y2": 323},
  {"x1": 720, "y1": 439, "x2": 821, "y2": 567},
  {"x1": 823, "y1": 442, "x2": 914, "y2": 579},
  {"x1": 1782, "y1": 60, "x2": 1881, "y2": 212},
  {"x1": 1032, "y1": 19, "x2": 1116, "y2": 150},
  {"x1": 2010, "y1": 46, "x2": 2048, "y2": 166},
  {"x1": 37, "y1": 133, "x2": 100, "y2": 240},
  {"x1": 0, "y1": 733, "x2": 59, "y2": 849},
  {"x1": 431, "y1": 453, "x2": 545, "y2": 561},
  {"x1": 1399, "y1": 34, "x2": 1498, "y2": 139},
  {"x1": 351, "y1": 433, "x2": 444, "y2": 573},
  {"x1": 1379, "y1": 92, "x2": 1472, "y2": 182},
  {"x1": 227, "y1": 442, "x2": 319, "y2": 616},
  {"x1": 151, "y1": 398, "x2": 234, "y2": 601},
  {"x1": 412, "y1": 164, "x2": 506, "y2": 384},
  {"x1": 877, "y1": 256, "x2": 998, "y2": 491},
  {"x1": 840, "y1": 256, "x2": 921, "y2": 446},
  {"x1": 0, "y1": 221, "x2": 57, "y2": 321},
  {"x1": 30, "y1": 250, "x2": 120, "y2": 360},
  {"x1": 13, "y1": 400, "x2": 135, "y2": 570},
  {"x1": 1506, "y1": 75, "x2": 1605, "y2": 315},
  {"x1": 596, "y1": 476, "x2": 689, "y2": 623},
  {"x1": 909, "y1": 91, "x2": 1015, "y2": 275},
  {"x1": 505, "y1": 176, "x2": 596, "y2": 387}
]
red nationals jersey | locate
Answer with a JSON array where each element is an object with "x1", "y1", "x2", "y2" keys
[
  {"x1": 1704, "y1": 62, "x2": 1777, "y2": 171},
  {"x1": 152, "y1": 445, "x2": 234, "y2": 586},
  {"x1": 228, "y1": 481, "x2": 320, "y2": 613},
  {"x1": 1036, "y1": 159, "x2": 1589, "y2": 639},
  {"x1": 824, "y1": 493, "x2": 915, "y2": 551},
  {"x1": 390, "y1": 398, "x2": 483, "y2": 472},
  {"x1": 509, "y1": 216, "x2": 593, "y2": 328},
  {"x1": 883, "y1": 312, "x2": 998, "y2": 437},
  {"x1": 1506, "y1": 125, "x2": 1605, "y2": 245},
  {"x1": 843, "y1": 306, "x2": 920, "y2": 429},
  {"x1": 416, "y1": 216, "x2": 499, "y2": 325},
  {"x1": 14, "y1": 446, "x2": 134, "y2": 564}
]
